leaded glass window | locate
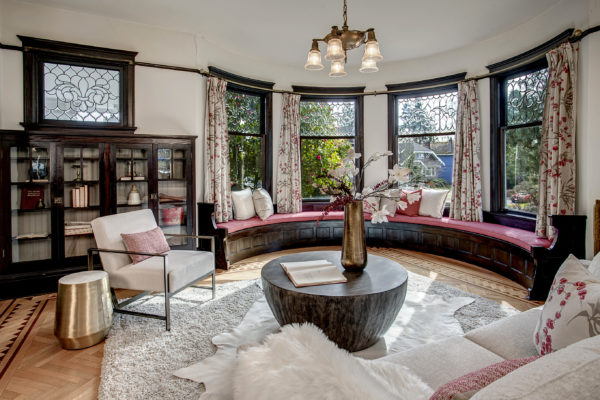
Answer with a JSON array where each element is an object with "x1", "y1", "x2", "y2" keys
[
  {"x1": 501, "y1": 67, "x2": 548, "y2": 215},
  {"x1": 392, "y1": 90, "x2": 458, "y2": 190},
  {"x1": 43, "y1": 62, "x2": 121, "y2": 123},
  {"x1": 299, "y1": 99, "x2": 359, "y2": 200}
]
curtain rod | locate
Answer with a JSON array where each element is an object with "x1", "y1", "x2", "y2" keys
[{"x1": 1, "y1": 24, "x2": 598, "y2": 97}]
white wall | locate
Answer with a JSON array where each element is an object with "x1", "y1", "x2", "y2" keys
[{"x1": 1, "y1": 0, "x2": 598, "y2": 255}]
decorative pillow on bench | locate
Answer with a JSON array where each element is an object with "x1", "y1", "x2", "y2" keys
[
  {"x1": 419, "y1": 189, "x2": 449, "y2": 218},
  {"x1": 252, "y1": 188, "x2": 274, "y2": 221}
]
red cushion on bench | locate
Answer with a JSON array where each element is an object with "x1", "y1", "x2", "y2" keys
[{"x1": 217, "y1": 212, "x2": 552, "y2": 252}]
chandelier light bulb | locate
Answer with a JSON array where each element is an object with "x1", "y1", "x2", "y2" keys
[
  {"x1": 359, "y1": 58, "x2": 378, "y2": 73},
  {"x1": 363, "y1": 40, "x2": 383, "y2": 62},
  {"x1": 329, "y1": 60, "x2": 347, "y2": 77},
  {"x1": 325, "y1": 38, "x2": 345, "y2": 61},
  {"x1": 305, "y1": 42, "x2": 324, "y2": 71}
]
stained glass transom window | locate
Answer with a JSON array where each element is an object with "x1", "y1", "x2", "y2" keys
[
  {"x1": 397, "y1": 92, "x2": 458, "y2": 134},
  {"x1": 300, "y1": 101, "x2": 355, "y2": 137},
  {"x1": 505, "y1": 69, "x2": 548, "y2": 125},
  {"x1": 43, "y1": 62, "x2": 121, "y2": 123}
]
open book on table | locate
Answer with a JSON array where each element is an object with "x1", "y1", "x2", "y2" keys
[{"x1": 280, "y1": 259, "x2": 347, "y2": 288}]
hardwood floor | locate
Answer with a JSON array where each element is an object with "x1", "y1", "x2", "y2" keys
[{"x1": 0, "y1": 246, "x2": 541, "y2": 399}]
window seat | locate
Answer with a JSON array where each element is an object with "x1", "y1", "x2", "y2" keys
[{"x1": 197, "y1": 203, "x2": 586, "y2": 301}]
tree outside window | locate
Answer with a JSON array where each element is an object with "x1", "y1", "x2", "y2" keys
[
  {"x1": 226, "y1": 90, "x2": 265, "y2": 191},
  {"x1": 299, "y1": 99, "x2": 357, "y2": 200}
]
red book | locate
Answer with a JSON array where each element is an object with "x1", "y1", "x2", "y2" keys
[{"x1": 21, "y1": 186, "x2": 44, "y2": 210}]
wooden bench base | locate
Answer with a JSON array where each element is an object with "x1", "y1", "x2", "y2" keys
[{"x1": 197, "y1": 203, "x2": 586, "y2": 301}]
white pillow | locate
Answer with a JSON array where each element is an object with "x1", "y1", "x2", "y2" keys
[
  {"x1": 252, "y1": 188, "x2": 274, "y2": 221},
  {"x1": 231, "y1": 188, "x2": 256, "y2": 220},
  {"x1": 587, "y1": 252, "x2": 600, "y2": 280},
  {"x1": 418, "y1": 189, "x2": 449, "y2": 218}
]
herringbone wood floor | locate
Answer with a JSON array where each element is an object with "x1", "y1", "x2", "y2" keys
[{"x1": 0, "y1": 246, "x2": 541, "y2": 399}]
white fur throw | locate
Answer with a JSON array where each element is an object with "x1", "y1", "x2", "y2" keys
[{"x1": 233, "y1": 323, "x2": 433, "y2": 400}]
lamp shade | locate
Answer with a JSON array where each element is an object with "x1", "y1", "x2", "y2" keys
[
  {"x1": 325, "y1": 38, "x2": 345, "y2": 61},
  {"x1": 359, "y1": 58, "x2": 378, "y2": 73},
  {"x1": 363, "y1": 40, "x2": 383, "y2": 62},
  {"x1": 329, "y1": 60, "x2": 347, "y2": 77},
  {"x1": 305, "y1": 48, "x2": 324, "y2": 70}
]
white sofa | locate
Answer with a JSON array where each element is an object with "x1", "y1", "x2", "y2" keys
[{"x1": 380, "y1": 265, "x2": 600, "y2": 398}]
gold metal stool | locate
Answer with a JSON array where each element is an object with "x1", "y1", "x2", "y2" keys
[{"x1": 54, "y1": 270, "x2": 113, "y2": 350}]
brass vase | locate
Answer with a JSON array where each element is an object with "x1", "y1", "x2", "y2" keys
[{"x1": 341, "y1": 200, "x2": 367, "y2": 270}]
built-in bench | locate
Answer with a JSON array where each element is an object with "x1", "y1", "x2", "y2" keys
[{"x1": 197, "y1": 202, "x2": 586, "y2": 300}]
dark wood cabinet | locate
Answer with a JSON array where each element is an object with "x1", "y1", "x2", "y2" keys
[{"x1": 0, "y1": 130, "x2": 196, "y2": 298}]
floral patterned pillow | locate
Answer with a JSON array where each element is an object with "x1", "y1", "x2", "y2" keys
[
  {"x1": 534, "y1": 254, "x2": 600, "y2": 355},
  {"x1": 397, "y1": 189, "x2": 422, "y2": 217}
]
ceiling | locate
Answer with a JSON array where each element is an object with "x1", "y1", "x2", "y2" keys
[{"x1": 20, "y1": 0, "x2": 564, "y2": 67}]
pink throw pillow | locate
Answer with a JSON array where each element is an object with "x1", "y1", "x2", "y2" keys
[
  {"x1": 121, "y1": 226, "x2": 170, "y2": 264},
  {"x1": 397, "y1": 189, "x2": 422, "y2": 217},
  {"x1": 533, "y1": 254, "x2": 600, "y2": 355},
  {"x1": 429, "y1": 355, "x2": 541, "y2": 400}
]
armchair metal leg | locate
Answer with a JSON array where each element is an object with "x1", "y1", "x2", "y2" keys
[
  {"x1": 212, "y1": 271, "x2": 216, "y2": 300},
  {"x1": 164, "y1": 257, "x2": 171, "y2": 331}
]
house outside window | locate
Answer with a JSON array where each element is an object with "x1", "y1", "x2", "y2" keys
[
  {"x1": 387, "y1": 74, "x2": 465, "y2": 192},
  {"x1": 293, "y1": 86, "x2": 364, "y2": 201},
  {"x1": 210, "y1": 67, "x2": 274, "y2": 194},
  {"x1": 488, "y1": 29, "x2": 571, "y2": 217}
]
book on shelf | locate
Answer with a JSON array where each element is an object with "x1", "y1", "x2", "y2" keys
[
  {"x1": 71, "y1": 185, "x2": 89, "y2": 207},
  {"x1": 280, "y1": 259, "x2": 347, "y2": 288},
  {"x1": 21, "y1": 186, "x2": 44, "y2": 210}
]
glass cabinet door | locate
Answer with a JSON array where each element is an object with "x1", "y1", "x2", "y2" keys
[
  {"x1": 157, "y1": 147, "x2": 189, "y2": 246},
  {"x1": 10, "y1": 146, "x2": 52, "y2": 263},
  {"x1": 63, "y1": 146, "x2": 101, "y2": 258},
  {"x1": 115, "y1": 147, "x2": 150, "y2": 214}
]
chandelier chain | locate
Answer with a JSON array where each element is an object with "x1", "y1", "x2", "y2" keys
[{"x1": 343, "y1": 0, "x2": 348, "y2": 27}]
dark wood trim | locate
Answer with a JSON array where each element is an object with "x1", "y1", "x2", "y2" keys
[
  {"x1": 0, "y1": 43, "x2": 23, "y2": 51},
  {"x1": 570, "y1": 25, "x2": 600, "y2": 43},
  {"x1": 486, "y1": 29, "x2": 573, "y2": 72},
  {"x1": 265, "y1": 92, "x2": 274, "y2": 196},
  {"x1": 387, "y1": 91, "x2": 395, "y2": 169},
  {"x1": 385, "y1": 73, "x2": 467, "y2": 94},
  {"x1": 209, "y1": 66, "x2": 274, "y2": 91},
  {"x1": 292, "y1": 86, "x2": 366, "y2": 97},
  {"x1": 18, "y1": 36, "x2": 137, "y2": 62}
]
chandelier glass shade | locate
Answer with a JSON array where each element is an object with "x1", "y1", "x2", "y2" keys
[{"x1": 304, "y1": 0, "x2": 382, "y2": 77}]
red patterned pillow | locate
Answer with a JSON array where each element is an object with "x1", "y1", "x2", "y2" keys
[
  {"x1": 121, "y1": 226, "x2": 170, "y2": 264},
  {"x1": 397, "y1": 189, "x2": 422, "y2": 216},
  {"x1": 429, "y1": 355, "x2": 541, "y2": 400}
]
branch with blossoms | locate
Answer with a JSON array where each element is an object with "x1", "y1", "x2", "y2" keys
[{"x1": 315, "y1": 148, "x2": 412, "y2": 225}]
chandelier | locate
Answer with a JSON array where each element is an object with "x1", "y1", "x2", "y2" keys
[{"x1": 304, "y1": 0, "x2": 382, "y2": 77}]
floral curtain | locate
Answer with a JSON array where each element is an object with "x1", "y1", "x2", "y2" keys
[
  {"x1": 536, "y1": 42, "x2": 579, "y2": 239},
  {"x1": 450, "y1": 80, "x2": 483, "y2": 222},
  {"x1": 276, "y1": 93, "x2": 302, "y2": 213},
  {"x1": 203, "y1": 77, "x2": 232, "y2": 223}
]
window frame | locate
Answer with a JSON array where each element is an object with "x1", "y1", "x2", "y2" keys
[
  {"x1": 19, "y1": 36, "x2": 137, "y2": 132},
  {"x1": 292, "y1": 85, "x2": 365, "y2": 205},
  {"x1": 386, "y1": 73, "x2": 466, "y2": 183},
  {"x1": 210, "y1": 67, "x2": 274, "y2": 196},
  {"x1": 488, "y1": 29, "x2": 573, "y2": 221}
]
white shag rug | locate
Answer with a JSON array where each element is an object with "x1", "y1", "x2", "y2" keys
[{"x1": 99, "y1": 271, "x2": 520, "y2": 399}]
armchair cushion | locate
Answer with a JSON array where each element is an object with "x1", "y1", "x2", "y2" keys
[
  {"x1": 109, "y1": 250, "x2": 215, "y2": 292},
  {"x1": 121, "y1": 226, "x2": 170, "y2": 264},
  {"x1": 91, "y1": 209, "x2": 158, "y2": 273}
]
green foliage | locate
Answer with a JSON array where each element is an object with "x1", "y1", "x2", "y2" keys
[
  {"x1": 300, "y1": 101, "x2": 354, "y2": 198},
  {"x1": 226, "y1": 91, "x2": 263, "y2": 190},
  {"x1": 398, "y1": 101, "x2": 435, "y2": 134}
]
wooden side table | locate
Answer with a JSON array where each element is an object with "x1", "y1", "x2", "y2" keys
[
  {"x1": 54, "y1": 270, "x2": 113, "y2": 349},
  {"x1": 261, "y1": 250, "x2": 408, "y2": 352}
]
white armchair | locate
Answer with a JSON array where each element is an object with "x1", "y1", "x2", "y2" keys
[{"x1": 88, "y1": 209, "x2": 216, "y2": 331}]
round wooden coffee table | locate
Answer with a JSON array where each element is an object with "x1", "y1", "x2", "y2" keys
[{"x1": 261, "y1": 250, "x2": 408, "y2": 352}]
